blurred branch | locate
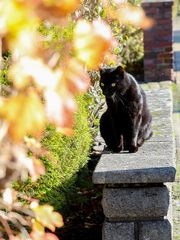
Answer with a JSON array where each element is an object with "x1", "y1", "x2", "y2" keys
[{"x1": 0, "y1": 213, "x2": 13, "y2": 237}]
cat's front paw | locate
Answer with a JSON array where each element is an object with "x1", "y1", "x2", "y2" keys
[
  {"x1": 112, "y1": 146, "x2": 122, "y2": 153},
  {"x1": 129, "y1": 145, "x2": 138, "y2": 153}
]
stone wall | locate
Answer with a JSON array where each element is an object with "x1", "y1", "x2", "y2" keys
[
  {"x1": 142, "y1": 0, "x2": 174, "y2": 82},
  {"x1": 93, "y1": 87, "x2": 176, "y2": 240}
]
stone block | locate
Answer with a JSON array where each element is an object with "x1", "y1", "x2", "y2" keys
[
  {"x1": 103, "y1": 222, "x2": 135, "y2": 240},
  {"x1": 139, "y1": 220, "x2": 172, "y2": 240},
  {"x1": 102, "y1": 186, "x2": 170, "y2": 220}
]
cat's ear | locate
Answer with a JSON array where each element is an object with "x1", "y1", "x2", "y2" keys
[
  {"x1": 100, "y1": 68, "x2": 105, "y2": 76},
  {"x1": 116, "y1": 65, "x2": 124, "y2": 78}
]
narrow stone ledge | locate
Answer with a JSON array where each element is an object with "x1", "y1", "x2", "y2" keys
[
  {"x1": 103, "y1": 222, "x2": 135, "y2": 240},
  {"x1": 102, "y1": 186, "x2": 170, "y2": 220},
  {"x1": 92, "y1": 89, "x2": 176, "y2": 184},
  {"x1": 92, "y1": 142, "x2": 176, "y2": 184}
]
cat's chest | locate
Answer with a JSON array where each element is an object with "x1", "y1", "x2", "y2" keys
[
  {"x1": 106, "y1": 98, "x2": 128, "y2": 116},
  {"x1": 106, "y1": 96, "x2": 141, "y2": 119}
]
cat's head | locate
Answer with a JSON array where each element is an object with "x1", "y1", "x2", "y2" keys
[{"x1": 99, "y1": 65, "x2": 125, "y2": 98}]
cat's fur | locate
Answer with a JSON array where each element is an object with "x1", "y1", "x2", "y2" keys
[{"x1": 100, "y1": 66, "x2": 152, "y2": 153}]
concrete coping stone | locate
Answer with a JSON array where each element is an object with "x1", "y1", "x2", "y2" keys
[{"x1": 93, "y1": 89, "x2": 176, "y2": 184}]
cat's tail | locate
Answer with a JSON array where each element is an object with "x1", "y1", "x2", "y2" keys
[
  {"x1": 137, "y1": 127, "x2": 153, "y2": 147},
  {"x1": 145, "y1": 130, "x2": 153, "y2": 141}
]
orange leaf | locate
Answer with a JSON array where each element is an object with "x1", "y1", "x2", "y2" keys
[
  {"x1": 33, "y1": 157, "x2": 46, "y2": 177},
  {"x1": 0, "y1": 91, "x2": 46, "y2": 142},
  {"x1": 9, "y1": 57, "x2": 62, "y2": 90},
  {"x1": 43, "y1": 233, "x2": 59, "y2": 240},
  {"x1": 34, "y1": 0, "x2": 82, "y2": 20},
  {"x1": 30, "y1": 231, "x2": 59, "y2": 240},
  {"x1": 44, "y1": 90, "x2": 76, "y2": 129},
  {"x1": 108, "y1": 3, "x2": 154, "y2": 29},
  {"x1": 57, "y1": 127, "x2": 74, "y2": 137},
  {"x1": 64, "y1": 59, "x2": 90, "y2": 94},
  {"x1": 9, "y1": 236, "x2": 21, "y2": 240},
  {"x1": 74, "y1": 19, "x2": 114, "y2": 69},
  {"x1": 118, "y1": 4, "x2": 154, "y2": 29},
  {"x1": 42, "y1": 0, "x2": 82, "y2": 15}
]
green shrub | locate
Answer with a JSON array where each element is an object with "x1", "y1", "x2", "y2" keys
[
  {"x1": 15, "y1": 94, "x2": 92, "y2": 214},
  {"x1": 114, "y1": 26, "x2": 144, "y2": 80},
  {"x1": 0, "y1": 54, "x2": 11, "y2": 86}
]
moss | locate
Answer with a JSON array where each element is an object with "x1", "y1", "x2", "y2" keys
[
  {"x1": 153, "y1": 131, "x2": 161, "y2": 136},
  {"x1": 15, "y1": 95, "x2": 92, "y2": 214}
]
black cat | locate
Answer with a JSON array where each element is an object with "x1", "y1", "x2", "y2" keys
[{"x1": 99, "y1": 65, "x2": 152, "y2": 153}]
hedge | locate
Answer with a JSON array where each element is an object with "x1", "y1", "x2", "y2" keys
[{"x1": 15, "y1": 94, "x2": 93, "y2": 214}]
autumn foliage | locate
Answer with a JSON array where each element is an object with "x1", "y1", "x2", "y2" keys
[{"x1": 0, "y1": 0, "x2": 153, "y2": 239}]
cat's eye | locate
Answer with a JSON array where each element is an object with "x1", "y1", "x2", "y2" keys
[
  {"x1": 100, "y1": 83, "x2": 105, "y2": 87},
  {"x1": 111, "y1": 83, "x2": 116, "y2": 87}
]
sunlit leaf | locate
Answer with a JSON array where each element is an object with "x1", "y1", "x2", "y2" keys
[
  {"x1": 74, "y1": 19, "x2": 115, "y2": 69},
  {"x1": 31, "y1": 204, "x2": 64, "y2": 232},
  {"x1": 113, "y1": 0, "x2": 127, "y2": 4},
  {"x1": 107, "y1": 3, "x2": 154, "y2": 29},
  {"x1": 34, "y1": 0, "x2": 82, "y2": 21},
  {"x1": 63, "y1": 59, "x2": 90, "y2": 94},
  {"x1": 9, "y1": 57, "x2": 62, "y2": 90},
  {"x1": 2, "y1": 188, "x2": 16, "y2": 205},
  {"x1": 32, "y1": 157, "x2": 46, "y2": 178},
  {"x1": 9, "y1": 25, "x2": 40, "y2": 59},
  {"x1": 30, "y1": 229, "x2": 59, "y2": 240},
  {"x1": 118, "y1": 4, "x2": 154, "y2": 29},
  {"x1": 24, "y1": 136, "x2": 41, "y2": 149},
  {"x1": 43, "y1": 233, "x2": 59, "y2": 240},
  {"x1": 44, "y1": 90, "x2": 76, "y2": 129},
  {"x1": 31, "y1": 218, "x2": 44, "y2": 239},
  {"x1": 9, "y1": 236, "x2": 21, "y2": 240},
  {"x1": 19, "y1": 155, "x2": 45, "y2": 181},
  {"x1": 43, "y1": 0, "x2": 82, "y2": 14},
  {"x1": 0, "y1": 0, "x2": 29, "y2": 35},
  {"x1": 0, "y1": 91, "x2": 46, "y2": 142},
  {"x1": 57, "y1": 127, "x2": 74, "y2": 136}
]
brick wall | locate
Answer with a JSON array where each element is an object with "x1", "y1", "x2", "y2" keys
[{"x1": 142, "y1": 0, "x2": 174, "y2": 82}]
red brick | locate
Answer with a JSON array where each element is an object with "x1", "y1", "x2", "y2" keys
[
  {"x1": 157, "y1": 42, "x2": 172, "y2": 47},
  {"x1": 144, "y1": 59, "x2": 155, "y2": 65},
  {"x1": 157, "y1": 19, "x2": 172, "y2": 25},
  {"x1": 158, "y1": 52, "x2": 173, "y2": 57},
  {"x1": 164, "y1": 12, "x2": 172, "y2": 18},
  {"x1": 165, "y1": 47, "x2": 173, "y2": 51},
  {"x1": 164, "y1": 59, "x2": 173, "y2": 64},
  {"x1": 142, "y1": 3, "x2": 151, "y2": 8},
  {"x1": 151, "y1": 2, "x2": 165, "y2": 7},
  {"x1": 164, "y1": 2, "x2": 173, "y2": 6},
  {"x1": 144, "y1": 8, "x2": 159, "y2": 15},
  {"x1": 144, "y1": 64, "x2": 156, "y2": 70}
]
